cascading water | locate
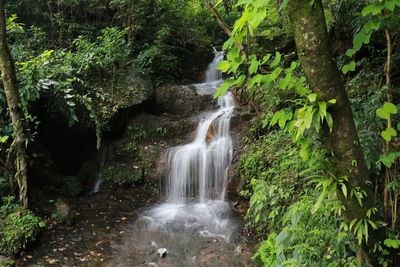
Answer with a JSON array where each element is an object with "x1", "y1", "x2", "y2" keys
[
  {"x1": 107, "y1": 49, "x2": 242, "y2": 267},
  {"x1": 146, "y1": 48, "x2": 236, "y2": 239},
  {"x1": 205, "y1": 48, "x2": 224, "y2": 82},
  {"x1": 164, "y1": 54, "x2": 234, "y2": 202}
]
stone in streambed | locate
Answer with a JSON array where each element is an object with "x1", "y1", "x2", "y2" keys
[{"x1": 157, "y1": 248, "x2": 167, "y2": 257}]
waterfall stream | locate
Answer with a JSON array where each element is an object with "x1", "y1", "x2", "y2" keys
[
  {"x1": 108, "y1": 50, "x2": 241, "y2": 266},
  {"x1": 164, "y1": 50, "x2": 234, "y2": 203},
  {"x1": 142, "y1": 49, "x2": 236, "y2": 239}
]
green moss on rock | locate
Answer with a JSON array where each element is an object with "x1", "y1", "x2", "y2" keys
[
  {"x1": 103, "y1": 160, "x2": 153, "y2": 187},
  {"x1": 0, "y1": 197, "x2": 45, "y2": 257}
]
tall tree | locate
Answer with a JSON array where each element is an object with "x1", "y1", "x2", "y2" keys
[
  {"x1": 0, "y1": 0, "x2": 29, "y2": 207},
  {"x1": 286, "y1": 0, "x2": 375, "y2": 264}
]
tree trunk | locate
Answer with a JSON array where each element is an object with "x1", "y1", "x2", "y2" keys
[
  {"x1": 0, "y1": 0, "x2": 29, "y2": 207},
  {"x1": 286, "y1": 0, "x2": 374, "y2": 264}
]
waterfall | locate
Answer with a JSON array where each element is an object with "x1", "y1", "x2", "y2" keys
[
  {"x1": 205, "y1": 48, "x2": 224, "y2": 82},
  {"x1": 163, "y1": 48, "x2": 234, "y2": 203},
  {"x1": 108, "y1": 49, "x2": 241, "y2": 267},
  {"x1": 126, "y1": 50, "x2": 237, "y2": 262}
]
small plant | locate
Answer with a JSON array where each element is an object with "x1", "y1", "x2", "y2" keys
[{"x1": 155, "y1": 127, "x2": 168, "y2": 137}]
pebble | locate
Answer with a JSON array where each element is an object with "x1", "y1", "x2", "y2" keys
[{"x1": 157, "y1": 248, "x2": 168, "y2": 257}]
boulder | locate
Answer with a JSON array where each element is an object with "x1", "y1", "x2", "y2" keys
[{"x1": 155, "y1": 85, "x2": 212, "y2": 115}]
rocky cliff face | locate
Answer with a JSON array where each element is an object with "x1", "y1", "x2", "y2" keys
[{"x1": 29, "y1": 66, "x2": 155, "y2": 195}]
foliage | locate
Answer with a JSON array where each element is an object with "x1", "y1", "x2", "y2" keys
[
  {"x1": 103, "y1": 163, "x2": 149, "y2": 187},
  {"x1": 240, "y1": 131, "x2": 310, "y2": 232},
  {"x1": 0, "y1": 196, "x2": 45, "y2": 256},
  {"x1": 253, "y1": 194, "x2": 357, "y2": 266},
  {"x1": 218, "y1": 0, "x2": 400, "y2": 264}
]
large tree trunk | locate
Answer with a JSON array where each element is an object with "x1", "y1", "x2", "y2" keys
[
  {"x1": 286, "y1": 0, "x2": 374, "y2": 264},
  {"x1": 0, "y1": 0, "x2": 29, "y2": 207}
]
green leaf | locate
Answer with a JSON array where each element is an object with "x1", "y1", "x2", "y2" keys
[
  {"x1": 382, "y1": 131, "x2": 392, "y2": 142},
  {"x1": 362, "y1": 4, "x2": 383, "y2": 16},
  {"x1": 383, "y1": 102, "x2": 397, "y2": 114},
  {"x1": 326, "y1": 113, "x2": 333, "y2": 131},
  {"x1": 353, "y1": 29, "x2": 371, "y2": 51},
  {"x1": 318, "y1": 101, "x2": 327, "y2": 120},
  {"x1": 304, "y1": 106, "x2": 315, "y2": 129},
  {"x1": 215, "y1": 78, "x2": 234, "y2": 98},
  {"x1": 387, "y1": 127, "x2": 397, "y2": 136},
  {"x1": 0, "y1": 135, "x2": 9, "y2": 143},
  {"x1": 379, "y1": 152, "x2": 400, "y2": 168},
  {"x1": 217, "y1": 60, "x2": 231, "y2": 72},
  {"x1": 249, "y1": 57, "x2": 260, "y2": 75},
  {"x1": 308, "y1": 93, "x2": 317, "y2": 103},
  {"x1": 270, "y1": 52, "x2": 281, "y2": 67},
  {"x1": 261, "y1": 54, "x2": 271, "y2": 64},
  {"x1": 341, "y1": 183, "x2": 348, "y2": 198},
  {"x1": 376, "y1": 108, "x2": 390, "y2": 120},
  {"x1": 299, "y1": 139, "x2": 309, "y2": 160},
  {"x1": 384, "y1": 239, "x2": 400, "y2": 249},
  {"x1": 346, "y1": 48, "x2": 356, "y2": 57},
  {"x1": 342, "y1": 61, "x2": 356, "y2": 74},
  {"x1": 384, "y1": 0, "x2": 396, "y2": 11}
]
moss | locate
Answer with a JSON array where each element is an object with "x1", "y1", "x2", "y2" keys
[
  {"x1": 0, "y1": 197, "x2": 45, "y2": 257},
  {"x1": 103, "y1": 161, "x2": 153, "y2": 187}
]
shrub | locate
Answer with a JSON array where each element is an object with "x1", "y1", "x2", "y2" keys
[
  {"x1": 103, "y1": 163, "x2": 147, "y2": 187},
  {"x1": 253, "y1": 194, "x2": 357, "y2": 266},
  {"x1": 0, "y1": 196, "x2": 46, "y2": 257},
  {"x1": 240, "y1": 131, "x2": 311, "y2": 232}
]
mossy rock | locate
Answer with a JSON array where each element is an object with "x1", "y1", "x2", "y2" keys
[
  {"x1": 0, "y1": 202, "x2": 45, "y2": 257},
  {"x1": 103, "y1": 161, "x2": 153, "y2": 187}
]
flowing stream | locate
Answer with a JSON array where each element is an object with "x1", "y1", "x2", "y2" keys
[{"x1": 107, "y1": 50, "x2": 243, "y2": 267}]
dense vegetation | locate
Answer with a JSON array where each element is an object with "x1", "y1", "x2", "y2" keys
[{"x1": 0, "y1": 0, "x2": 400, "y2": 266}]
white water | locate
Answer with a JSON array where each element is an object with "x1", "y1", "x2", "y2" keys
[
  {"x1": 112, "y1": 50, "x2": 239, "y2": 266},
  {"x1": 146, "y1": 48, "x2": 235, "y2": 235},
  {"x1": 164, "y1": 70, "x2": 234, "y2": 202}
]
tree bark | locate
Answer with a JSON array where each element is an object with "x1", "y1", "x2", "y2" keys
[
  {"x1": 0, "y1": 0, "x2": 29, "y2": 207},
  {"x1": 286, "y1": 0, "x2": 374, "y2": 264}
]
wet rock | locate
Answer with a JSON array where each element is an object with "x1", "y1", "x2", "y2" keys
[
  {"x1": 155, "y1": 85, "x2": 212, "y2": 115},
  {"x1": 157, "y1": 248, "x2": 168, "y2": 258}
]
